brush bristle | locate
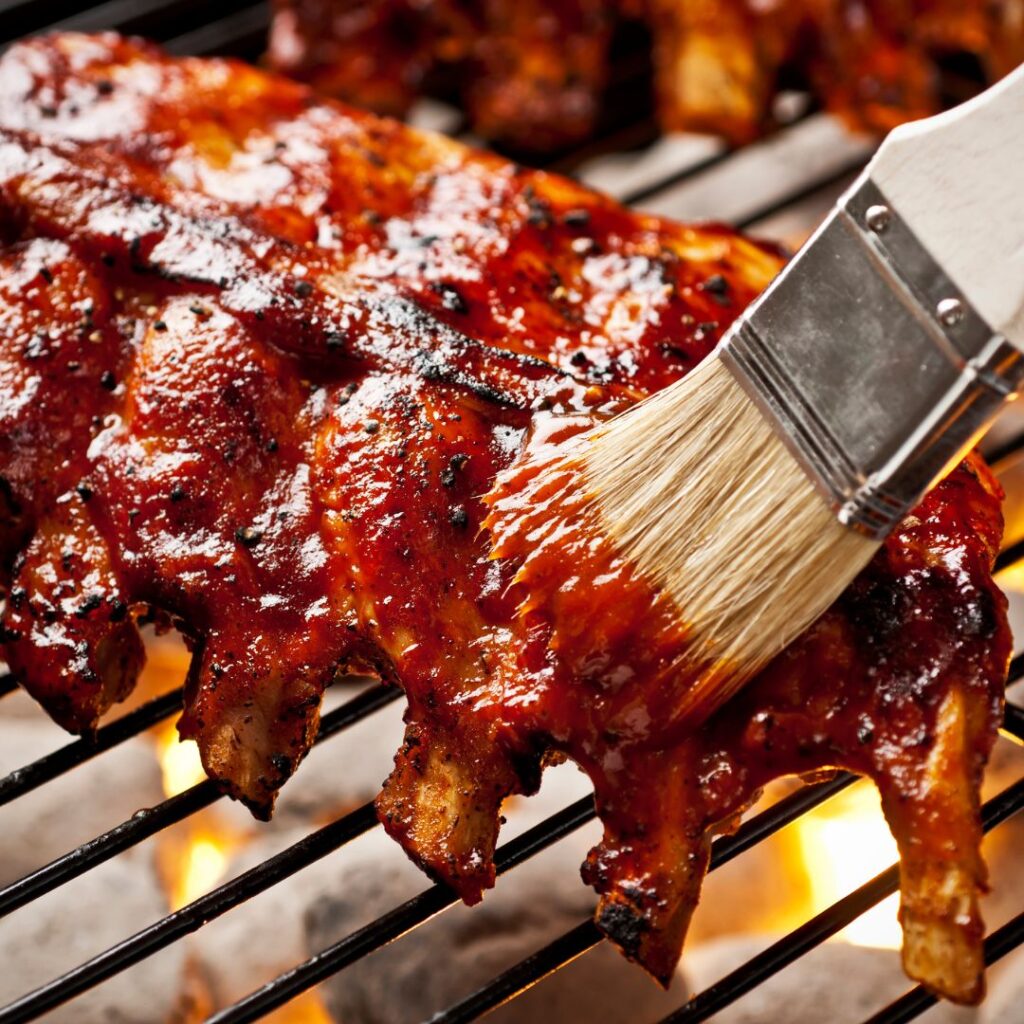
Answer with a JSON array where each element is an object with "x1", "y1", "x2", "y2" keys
[{"x1": 585, "y1": 355, "x2": 879, "y2": 719}]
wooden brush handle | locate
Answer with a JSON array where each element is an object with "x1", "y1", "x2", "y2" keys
[{"x1": 868, "y1": 63, "x2": 1024, "y2": 347}]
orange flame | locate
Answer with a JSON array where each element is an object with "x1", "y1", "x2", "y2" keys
[
  {"x1": 792, "y1": 782, "x2": 901, "y2": 949},
  {"x1": 144, "y1": 638, "x2": 332, "y2": 1021}
]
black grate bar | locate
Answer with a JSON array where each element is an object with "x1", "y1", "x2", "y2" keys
[
  {"x1": 0, "y1": 687, "x2": 184, "y2": 806},
  {"x1": 995, "y1": 538, "x2": 1024, "y2": 575},
  {"x1": 0, "y1": 801, "x2": 381, "y2": 1024},
  {"x1": 221, "y1": 772, "x2": 858, "y2": 1024},
  {"x1": 0, "y1": 0, "x2": 64, "y2": 18},
  {"x1": 430, "y1": 921, "x2": 602, "y2": 1024},
  {"x1": 658, "y1": 773, "x2": 1024, "y2": 1024},
  {"x1": 38, "y1": 0, "x2": 260, "y2": 41},
  {"x1": 1003, "y1": 701, "x2": 1024, "y2": 743},
  {"x1": 733, "y1": 154, "x2": 868, "y2": 231},
  {"x1": 0, "y1": 0, "x2": 91, "y2": 42},
  {"x1": 614, "y1": 146, "x2": 737, "y2": 209},
  {"x1": 1007, "y1": 653, "x2": 1024, "y2": 687},
  {"x1": 862, "y1": 909, "x2": 1024, "y2": 1024},
  {"x1": 163, "y1": 3, "x2": 269, "y2": 57},
  {"x1": 547, "y1": 115, "x2": 662, "y2": 176},
  {"x1": 0, "y1": 683, "x2": 398, "y2": 920},
  {"x1": 0, "y1": 777, "x2": 219, "y2": 920},
  {"x1": 207, "y1": 796, "x2": 599, "y2": 1024},
  {"x1": 303, "y1": 682, "x2": 400, "y2": 742},
  {"x1": 984, "y1": 433, "x2": 1024, "y2": 469}
]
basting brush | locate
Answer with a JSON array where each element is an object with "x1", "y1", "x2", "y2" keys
[{"x1": 501, "y1": 64, "x2": 1024, "y2": 723}]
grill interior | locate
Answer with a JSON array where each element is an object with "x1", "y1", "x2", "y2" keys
[{"x1": 1, "y1": 4, "x2": 1024, "y2": 1022}]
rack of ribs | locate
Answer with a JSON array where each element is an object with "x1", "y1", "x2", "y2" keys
[
  {"x1": 0, "y1": 32, "x2": 1011, "y2": 1004},
  {"x1": 268, "y1": 0, "x2": 1024, "y2": 151}
]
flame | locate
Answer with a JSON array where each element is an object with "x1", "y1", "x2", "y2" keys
[
  {"x1": 143, "y1": 633, "x2": 205, "y2": 798},
  {"x1": 156, "y1": 720, "x2": 208, "y2": 797},
  {"x1": 272, "y1": 994, "x2": 335, "y2": 1024},
  {"x1": 141, "y1": 634, "x2": 333, "y2": 1022},
  {"x1": 171, "y1": 828, "x2": 233, "y2": 910},
  {"x1": 792, "y1": 782, "x2": 902, "y2": 949},
  {"x1": 153, "y1": 720, "x2": 236, "y2": 908}
]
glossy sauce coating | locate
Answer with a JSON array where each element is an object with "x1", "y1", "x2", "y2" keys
[
  {"x1": 269, "y1": 0, "x2": 1024, "y2": 151},
  {"x1": 0, "y1": 34, "x2": 1010, "y2": 1002}
]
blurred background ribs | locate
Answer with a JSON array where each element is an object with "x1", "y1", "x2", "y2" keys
[{"x1": 268, "y1": 0, "x2": 1024, "y2": 154}]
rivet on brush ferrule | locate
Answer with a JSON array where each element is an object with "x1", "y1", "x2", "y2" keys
[
  {"x1": 865, "y1": 204, "x2": 891, "y2": 233},
  {"x1": 937, "y1": 297, "x2": 965, "y2": 327}
]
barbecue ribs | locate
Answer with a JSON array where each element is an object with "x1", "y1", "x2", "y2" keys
[
  {"x1": 268, "y1": 0, "x2": 1024, "y2": 151},
  {"x1": 0, "y1": 33, "x2": 1011, "y2": 1004}
]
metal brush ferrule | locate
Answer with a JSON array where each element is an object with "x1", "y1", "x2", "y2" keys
[{"x1": 720, "y1": 175, "x2": 1024, "y2": 539}]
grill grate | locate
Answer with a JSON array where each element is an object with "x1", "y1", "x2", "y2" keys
[{"x1": 2, "y1": 3, "x2": 1024, "y2": 1022}]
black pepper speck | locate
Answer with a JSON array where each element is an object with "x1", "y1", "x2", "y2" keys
[
  {"x1": 700, "y1": 274, "x2": 732, "y2": 307},
  {"x1": 75, "y1": 593, "x2": 103, "y2": 619},
  {"x1": 236, "y1": 526, "x2": 263, "y2": 547},
  {"x1": 429, "y1": 281, "x2": 468, "y2": 314}
]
